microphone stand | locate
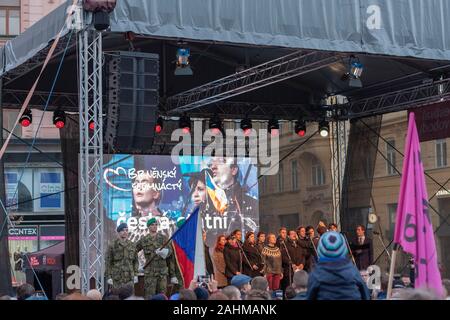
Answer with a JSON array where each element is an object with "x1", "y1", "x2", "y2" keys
[
  {"x1": 280, "y1": 240, "x2": 293, "y2": 287},
  {"x1": 374, "y1": 232, "x2": 391, "y2": 262},
  {"x1": 235, "y1": 238, "x2": 254, "y2": 274},
  {"x1": 341, "y1": 232, "x2": 357, "y2": 266}
]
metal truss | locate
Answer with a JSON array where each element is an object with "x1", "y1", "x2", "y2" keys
[
  {"x1": 166, "y1": 50, "x2": 341, "y2": 113},
  {"x1": 345, "y1": 78, "x2": 450, "y2": 119},
  {"x1": 78, "y1": 27, "x2": 104, "y2": 294},
  {"x1": 330, "y1": 119, "x2": 349, "y2": 228},
  {"x1": 2, "y1": 33, "x2": 76, "y2": 86},
  {"x1": 186, "y1": 101, "x2": 318, "y2": 121},
  {"x1": 1, "y1": 89, "x2": 78, "y2": 111}
]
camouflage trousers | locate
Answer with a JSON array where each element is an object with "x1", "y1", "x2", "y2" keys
[{"x1": 144, "y1": 273, "x2": 168, "y2": 297}]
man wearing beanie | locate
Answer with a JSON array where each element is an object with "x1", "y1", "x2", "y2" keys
[
  {"x1": 136, "y1": 218, "x2": 175, "y2": 296},
  {"x1": 105, "y1": 223, "x2": 139, "y2": 290},
  {"x1": 306, "y1": 231, "x2": 370, "y2": 300}
]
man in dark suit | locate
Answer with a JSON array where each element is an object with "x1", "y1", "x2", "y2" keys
[{"x1": 350, "y1": 225, "x2": 373, "y2": 271}]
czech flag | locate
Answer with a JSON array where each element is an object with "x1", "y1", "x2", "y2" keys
[
  {"x1": 205, "y1": 171, "x2": 228, "y2": 214},
  {"x1": 172, "y1": 207, "x2": 206, "y2": 288}
]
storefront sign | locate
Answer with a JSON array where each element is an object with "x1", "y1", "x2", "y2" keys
[{"x1": 8, "y1": 226, "x2": 38, "y2": 240}]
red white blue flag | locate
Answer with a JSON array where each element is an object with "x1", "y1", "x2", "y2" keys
[{"x1": 172, "y1": 207, "x2": 206, "y2": 288}]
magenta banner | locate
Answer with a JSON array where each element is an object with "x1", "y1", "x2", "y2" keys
[{"x1": 394, "y1": 112, "x2": 444, "y2": 297}]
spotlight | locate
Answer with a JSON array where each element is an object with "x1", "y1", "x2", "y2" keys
[
  {"x1": 175, "y1": 47, "x2": 193, "y2": 76},
  {"x1": 155, "y1": 117, "x2": 164, "y2": 134},
  {"x1": 268, "y1": 119, "x2": 279, "y2": 136},
  {"x1": 89, "y1": 120, "x2": 95, "y2": 131},
  {"x1": 209, "y1": 115, "x2": 223, "y2": 135},
  {"x1": 319, "y1": 120, "x2": 329, "y2": 137},
  {"x1": 179, "y1": 114, "x2": 191, "y2": 133},
  {"x1": 83, "y1": 0, "x2": 117, "y2": 31},
  {"x1": 295, "y1": 120, "x2": 306, "y2": 137},
  {"x1": 19, "y1": 109, "x2": 32, "y2": 127},
  {"x1": 240, "y1": 118, "x2": 252, "y2": 136},
  {"x1": 53, "y1": 110, "x2": 66, "y2": 129},
  {"x1": 342, "y1": 55, "x2": 363, "y2": 88}
]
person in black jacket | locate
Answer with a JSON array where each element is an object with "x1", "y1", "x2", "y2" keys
[
  {"x1": 280, "y1": 230, "x2": 306, "y2": 291},
  {"x1": 203, "y1": 230, "x2": 214, "y2": 276},
  {"x1": 349, "y1": 225, "x2": 373, "y2": 271},
  {"x1": 223, "y1": 235, "x2": 242, "y2": 284},
  {"x1": 242, "y1": 232, "x2": 264, "y2": 278}
]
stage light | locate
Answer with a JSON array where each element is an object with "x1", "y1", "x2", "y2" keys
[
  {"x1": 240, "y1": 118, "x2": 252, "y2": 136},
  {"x1": 53, "y1": 110, "x2": 66, "y2": 129},
  {"x1": 83, "y1": 0, "x2": 117, "y2": 31},
  {"x1": 319, "y1": 120, "x2": 329, "y2": 137},
  {"x1": 209, "y1": 114, "x2": 223, "y2": 134},
  {"x1": 19, "y1": 109, "x2": 32, "y2": 127},
  {"x1": 155, "y1": 117, "x2": 163, "y2": 134},
  {"x1": 295, "y1": 120, "x2": 306, "y2": 137},
  {"x1": 268, "y1": 118, "x2": 279, "y2": 136},
  {"x1": 179, "y1": 114, "x2": 191, "y2": 133},
  {"x1": 89, "y1": 120, "x2": 95, "y2": 131},
  {"x1": 175, "y1": 47, "x2": 193, "y2": 76},
  {"x1": 342, "y1": 55, "x2": 363, "y2": 88}
]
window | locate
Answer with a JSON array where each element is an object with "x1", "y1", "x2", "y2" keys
[
  {"x1": 386, "y1": 139, "x2": 397, "y2": 176},
  {"x1": 291, "y1": 160, "x2": 298, "y2": 190},
  {"x1": 277, "y1": 164, "x2": 284, "y2": 192},
  {"x1": 388, "y1": 203, "x2": 398, "y2": 238},
  {"x1": 312, "y1": 158, "x2": 325, "y2": 186},
  {"x1": 279, "y1": 213, "x2": 299, "y2": 231},
  {"x1": 436, "y1": 139, "x2": 447, "y2": 168},
  {"x1": 0, "y1": 4, "x2": 20, "y2": 36}
]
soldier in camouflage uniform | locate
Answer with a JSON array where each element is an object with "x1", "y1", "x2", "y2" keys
[
  {"x1": 105, "y1": 223, "x2": 138, "y2": 289},
  {"x1": 136, "y1": 217, "x2": 178, "y2": 297}
]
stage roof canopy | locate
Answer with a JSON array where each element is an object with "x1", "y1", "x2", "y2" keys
[{"x1": 0, "y1": 0, "x2": 449, "y2": 120}]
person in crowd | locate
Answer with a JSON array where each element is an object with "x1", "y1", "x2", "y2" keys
[
  {"x1": 203, "y1": 230, "x2": 214, "y2": 276},
  {"x1": 222, "y1": 285, "x2": 242, "y2": 300},
  {"x1": 328, "y1": 223, "x2": 338, "y2": 232},
  {"x1": 223, "y1": 235, "x2": 242, "y2": 284},
  {"x1": 350, "y1": 225, "x2": 373, "y2": 270},
  {"x1": 135, "y1": 218, "x2": 175, "y2": 297},
  {"x1": 261, "y1": 233, "x2": 283, "y2": 291},
  {"x1": 193, "y1": 287, "x2": 210, "y2": 300},
  {"x1": 62, "y1": 292, "x2": 91, "y2": 300},
  {"x1": 118, "y1": 283, "x2": 134, "y2": 300},
  {"x1": 213, "y1": 235, "x2": 228, "y2": 288},
  {"x1": 304, "y1": 225, "x2": 318, "y2": 271},
  {"x1": 209, "y1": 292, "x2": 229, "y2": 300},
  {"x1": 16, "y1": 283, "x2": 35, "y2": 300},
  {"x1": 284, "y1": 286, "x2": 297, "y2": 300},
  {"x1": 231, "y1": 229, "x2": 243, "y2": 245},
  {"x1": 256, "y1": 231, "x2": 266, "y2": 253},
  {"x1": 307, "y1": 231, "x2": 370, "y2": 300},
  {"x1": 443, "y1": 279, "x2": 450, "y2": 300},
  {"x1": 150, "y1": 293, "x2": 168, "y2": 300},
  {"x1": 231, "y1": 274, "x2": 252, "y2": 299},
  {"x1": 276, "y1": 227, "x2": 287, "y2": 247},
  {"x1": 246, "y1": 289, "x2": 271, "y2": 300},
  {"x1": 55, "y1": 293, "x2": 68, "y2": 300},
  {"x1": 291, "y1": 270, "x2": 309, "y2": 300},
  {"x1": 178, "y1": 289, "x2": 197, "y2": 300},
  {"x1": 251, "y1": 276, "x2": 269, "y2": 292},
  {"x1": 86, "y1": 289, "x2": 102, "y2": 300},
  {"x1": 0, "y1": 295, "x2": 12, "y2": 300},
  {"x1": 105, "y1": 223, "x2": 138, "y2": 290},
  {"x1": 393, "y1": 288, "x2": 441, "y2": 300},
  {"x1": 242, "y1": 231, "x2": 264, "y2": 277}
]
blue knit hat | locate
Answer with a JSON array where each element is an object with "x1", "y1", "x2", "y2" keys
[{"x1": 317, "y1": 231, "x2": 348, "y2": 259}]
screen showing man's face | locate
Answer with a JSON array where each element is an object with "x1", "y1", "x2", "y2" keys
[
  {"x1": 209, "y1": 158, "x2": 237, "y2": 189},
  {"x1": 133, "y1": 173, "x2": 159, "y2": 207}
]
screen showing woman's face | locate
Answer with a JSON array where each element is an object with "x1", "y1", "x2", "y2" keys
[
  {"x1": 133, "y1": 173, "x2": 159, "y2": 207},
  {"x1": 192, "y1": 180, "x2": 206, "y2": 206}
]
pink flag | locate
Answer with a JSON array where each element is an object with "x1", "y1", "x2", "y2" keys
[{"x1": 394, "y1": 112, "x2": 444, "y2": 297}]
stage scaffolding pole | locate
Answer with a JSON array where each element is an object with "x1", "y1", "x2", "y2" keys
[
  {"x1": 78, "y1": 10, "x2": 104, "y2": 294},
  {"x1": 329, "y1": 97, "x2": 349, "y2": 229}
]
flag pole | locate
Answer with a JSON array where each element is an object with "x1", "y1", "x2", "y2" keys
[{"x1": 387, "y1": 243, "x2": 399, "y2": 299}]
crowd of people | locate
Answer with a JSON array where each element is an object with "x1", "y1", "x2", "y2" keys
[{"x1": 1, "y1": 222, "x2": 449, "y2": 301}]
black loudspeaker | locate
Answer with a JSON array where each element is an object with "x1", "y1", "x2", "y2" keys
[{"x1": 105, "y1": 52, "x2": 159, "y2": 153}]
